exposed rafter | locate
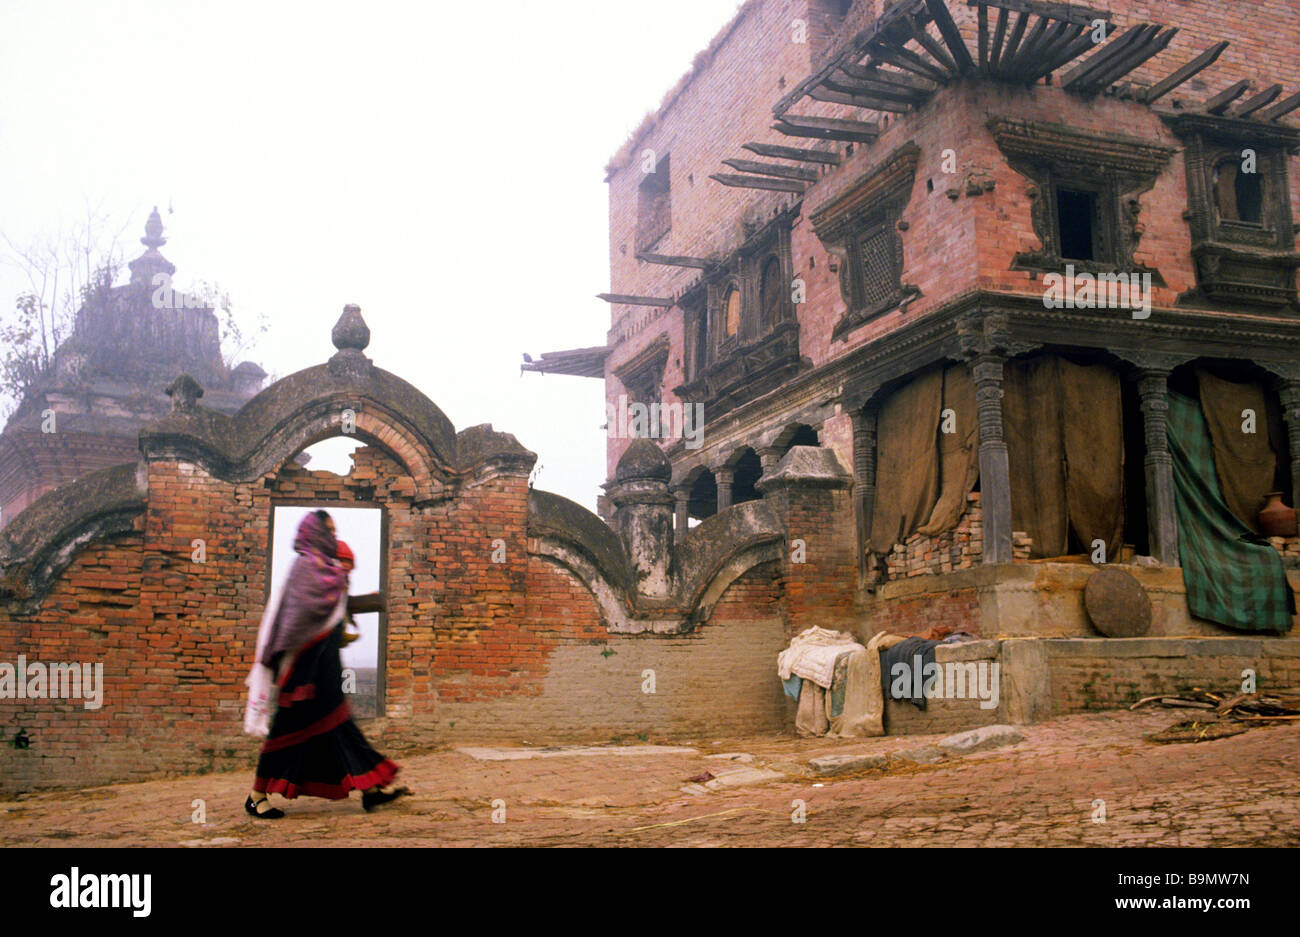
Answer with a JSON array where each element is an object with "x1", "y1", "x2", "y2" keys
[
  {"x1": 1260, "y1": 91, "x2": 1300, "y2": 122},
  {"x1": 1205, "y1": 80, "x2": 1252, "y2": 115},
  {"x1": 635, "y1": 252, "x2": 713, "y2": 270},
  {"x1": 720, "y1": 158, "x2": 819, "y2": 182},
  {"x1": 1138, "y1": 40, "x2": 1228, "y2": 104},
  {"x1": 742, "y1": 142, "x2": 841, "y2": 165},
  {"x1": 1235, "y1": 84, "x2": 1284, "y2": 118},
  {"x1": 772, "y1": 114, "x2": 881, "y2": 143},
  {"x1": 596, "y1": 293, "x2": 675, "y2": 307},
  {"x1": 708, "y1": 173, "x2": 806, "y2": 194}
]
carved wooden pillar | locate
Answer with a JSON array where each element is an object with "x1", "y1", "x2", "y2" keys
[
  {"x1": 715, "y1": 468, "x2": 734, "y2": 511},
  {"x1": 1279, "y1": 380, "x2": 1300, "y2": 509},
  {"x1": 1138, "y1": 369, "x2": 1180, "y2": 566},
  {"x1": 672, "y1": 485, "x2": 691, "y2": 543},
  {"x1": 971, "y1": 354, "x2": 1013, "y2": 564},
  {"x1": 850, "y1": 406, "x2": 878, "y2": 567}
]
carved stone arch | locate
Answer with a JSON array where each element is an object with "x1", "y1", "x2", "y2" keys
[
  {"x1": 687, "y1": 541, "x2": 784, "y2": 627},
  {"x1": 140, "y1": 363, "x2": 466, "y2": 503}
]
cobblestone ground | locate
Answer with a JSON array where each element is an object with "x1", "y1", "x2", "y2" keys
[{"x1": 2, "y1": 709, "x2": 1297, "y2": 847}]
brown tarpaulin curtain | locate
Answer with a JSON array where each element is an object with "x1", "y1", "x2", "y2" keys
[
  {"x1": 917, "y1": 363, "x2": 980, "y2": 536},
  {"x1": 1196, "y1": 370, "x2": 1277, "y2": 532},
  {"x1": 869, "y1": 367, "x2": 943, "y2": 554},
  {"x1": 1003, "y1": 356, "x2": 1123, "y2": 558}
]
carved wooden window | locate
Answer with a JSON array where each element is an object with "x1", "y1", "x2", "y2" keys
[
  {"x1": 723, "y1": 285, "x2": 741, "y2": 340},
  {"x1": 989, "y1": 118, "x2": 1171, "y2": 279},
  {"x1": 1212, "y1": 158, "x2": 1264, "y2": 225},
  {"x1": 759, "y1": 255, "x2": 784, "y2": 332},
  {"x1": 810, "y1": 141, "x2": 921, "y2": 341},
  {"x1": 636, "y1": 154, "x2": 671, "y2": 252},
  {"x1": 842, "y1": 213, "x2": 903, "y2": 313},
  {"x1": 1163, "y1": 113, "x2": 1299, "y2": 309}
]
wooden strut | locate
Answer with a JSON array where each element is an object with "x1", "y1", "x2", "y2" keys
[
  {"x1": 772, "y1": 114, "x2": 880, "y2": 143},
  {"x1": 1023, "y1": 22, "x2": 1089, "y2": 83},
  {"x1": 709, "y1": 173, "x2": 806, "y2": 194},
  {"x1": 925, "y1": 0, "x2": 975, "y2": 74},
  {"x1": 721, "y1": 158, "x2": 819, "y2": 182},
  {"x1": 1086, "y1": 26, "x2": 1178, "y2": 94},
  {"x1": 742, "y1": 142, "x2": 841, "y2": 165},
  {"x1": 1061, "y1": 24, "x2": 1154, "y2": 92},
  {"x1": 999, "y1": 14, "x2": 1051, "y2": 77},
  {"x1": 1260, "y1": 91, "x2": 1300, "y2": 122},
  {"x1": 1205, "y1": 79, "x2": 1252, "y2": 115},
  {"x1": 596, "y1": 293, "x2": 675, "y2": 307},
  {"x1": 1235, "y1": 84, "x2": 1283, "y2": 117},
  {"x1": 1138, "y1": 40, "x2": 1229, "y2": 104},
  {"x1": 635, "y1": 252, "x2": 713, "y2": 270},
  {"x1": 809, "y1": 86, "x2": 912, "y2": 113}
]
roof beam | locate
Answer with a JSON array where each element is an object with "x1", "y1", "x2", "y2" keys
[
  {"x1": 1235, "y1": 83, "x2": 1284, "y2": 117},
  {"x1": 636, "y1": 252, "x2": 713, "y2": 269},
  {"x1": 721, "y1": 158, "x2": 820, "y2": 182},
  {"x1": 772, "y1": 114, "x2": 881, "y2": 143},
  {"x1": 987, "y1": 7, "x2": 1010, "y2": 73},
  {"x1": 999, "y1": 14, "x2": 1051, "y2": 77},
  {"x1": 1060, "y1": 24, "x2": 1152, "y2": 92},
  {"x1": 906, "y1": 14, "x2": 959, "y2": 77},
  {"x1": 995, "y1": 11, "x2": 1031, "y2": 76},
  {"x1": 1138, "y1": 40, "x2": 1229, "y2": 104},
  {"x1": 837, "y1": 61, "x2": 938, "y2": 93},
  {"x1": 596, "y1": 293, "x2": 675, "y2": 307},
  {"x1": 742, "y1": 142, "x2": 841, "y2": 165},
  {"x1": 1204, "y1": 79, "x2": 1252, "y2": 114},
  {"x1": 866, "y1": 37, "x2": 952, "y2": 83},
  {"x1": 924, "y1": 0, "x2": 975, "y2": 74},
  {"x1": 1085, "y1": 26, "x2": 1177, "y2": 94},
  {"x1": 1022, "y1": 21, "x2": 1088, "y2": 83},
  {"x1": 709, "y1": 173, "x2": 806, "y2": 194},
  {"x1": 967, "y1": 0, "x2": 1111, "y2": 29},
  {"x1": 809, "y1": 86, "x2": 913, "y2": 113},
  {"x1": 1260, "y1": 90, "x2": 1300, "y2": 122}
]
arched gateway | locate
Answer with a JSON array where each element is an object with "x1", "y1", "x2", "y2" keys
[{"x1": 0, "y1": 307, "x2": 862, "y2": 792}]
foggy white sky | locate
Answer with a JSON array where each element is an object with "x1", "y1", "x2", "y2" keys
[{"x1": 0, "y1": 0, "x2": 744, "y2": 511}]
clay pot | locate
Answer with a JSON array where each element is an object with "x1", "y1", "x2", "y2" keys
[{"x1": 1258, "y1": 492, "x2": 1298, "y2": 538}]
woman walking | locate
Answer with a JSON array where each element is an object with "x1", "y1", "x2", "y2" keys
[{"x1": 243, "y1": 509, "x2": 407, "y2": 818}]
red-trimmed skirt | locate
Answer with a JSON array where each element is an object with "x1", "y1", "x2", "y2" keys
[{"x1": 253, "y1": 623, "x2": 398, "y2": 800}]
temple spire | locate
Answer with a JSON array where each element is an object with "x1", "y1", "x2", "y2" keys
[{"x1": 128, "y1": 205, "x2": 176, "y2": 285}]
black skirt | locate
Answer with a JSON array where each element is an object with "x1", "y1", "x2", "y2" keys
[{"x1": 253, "y1": 623, "x2": 399, "y2": 799}]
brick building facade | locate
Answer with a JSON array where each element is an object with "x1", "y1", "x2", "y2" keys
[{"x1": 4, "y1": 0, "x2": 1300, "y2": 793}]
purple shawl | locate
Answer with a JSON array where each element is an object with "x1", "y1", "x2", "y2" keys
[{"x1": 260, "y1": 512, "x2": 349, "y2": 667}]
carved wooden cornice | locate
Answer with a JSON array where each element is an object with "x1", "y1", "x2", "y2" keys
[
  {"x1": 987, "y1": 117, "x2": 1175, "y2": 176},
  {"x1": 1161, "y1": 112, "x2": 1300, "y2": 151},
  {"x1": 810, "y1": 141, "x2": 921, "y2": 244}
]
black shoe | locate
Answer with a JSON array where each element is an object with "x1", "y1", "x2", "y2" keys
[
  {"x1": 362, "y1": 786, "x2": 410, "y2": 812},
  {"x1": 245, "y1": 795, "x2": 284, "y2": 819}
]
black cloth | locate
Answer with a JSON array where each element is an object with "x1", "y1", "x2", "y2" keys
[
  {"x1": 253, "y1": 623, "x2": 398, "y2": 800},
  {"x1": 881, "y1": 636, "x2": 940, "y2": 710}
]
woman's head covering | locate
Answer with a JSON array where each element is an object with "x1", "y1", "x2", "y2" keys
[
  {"x1": 294, "y1": 510, "x2": 337, "y2": 559},
  {"x1": 335, "y1": 540, "x2": 355, "y2": 569}
]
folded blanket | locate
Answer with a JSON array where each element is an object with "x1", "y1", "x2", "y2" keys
[{"x1": 777, "y1": 626, "x2": 864, "y2": 688}]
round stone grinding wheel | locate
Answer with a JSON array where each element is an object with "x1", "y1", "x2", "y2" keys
[{"x1": 1084, "y1": 566, "x2": 1153, "y2": 637}]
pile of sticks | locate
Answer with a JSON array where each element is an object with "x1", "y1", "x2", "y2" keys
[{"x1": 1131, "y1": 688, "x2": 1300, "y2": 722}]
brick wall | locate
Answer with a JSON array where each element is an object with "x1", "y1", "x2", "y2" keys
[{"x1": 0, "y1": 442, "x2": 794, "y2": 792}]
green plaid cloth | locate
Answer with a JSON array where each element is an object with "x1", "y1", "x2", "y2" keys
[{"x1": 1168, "y1": 391, "x2": 1292, "y2": 633}]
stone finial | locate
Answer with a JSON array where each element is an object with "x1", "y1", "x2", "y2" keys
[
  {"x1": 165, "y1": 374, "x2": 204, "y2": 412},
  {"x1": 141, "y1": 206, "x2": 166, "y2": 248},
  {"x1": 614, "y1": 437, "x2": 672, "y2": 483},
  {"x1": 331, "y1": 304, "x2": 371, "y2": 353},
  {"x1": 128, "y1": 205, "x2": 176, "y2": 285}
]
